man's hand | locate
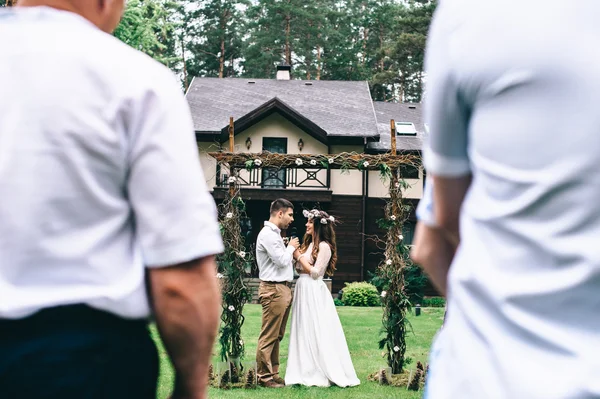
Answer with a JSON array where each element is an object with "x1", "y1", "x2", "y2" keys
[
  {"x1": 288, "y1": 237, "x2": 300, "y2": 249},
  {"x1": 149, "y1": 256, "x2": 221, "y2": 399}
]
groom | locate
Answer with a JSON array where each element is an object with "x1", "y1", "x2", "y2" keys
[{"x1": 255, "y1": 198, "x2": 299, "y2": 388}]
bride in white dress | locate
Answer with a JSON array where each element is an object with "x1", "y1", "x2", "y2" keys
[{"x1": 284, "y1": 209, "x2": 360, "y2": 387}]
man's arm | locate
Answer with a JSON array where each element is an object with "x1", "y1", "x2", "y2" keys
[
  {"x1": 410, "y1": 180, "x2": 456, "y2": 295},
  {"x1": 410, "y1": 223, "x2": 455, "y2": 296},
  {"x1": 149, "y1": 256, "x2": 220, "y2": 399},
  {"x1": 433, "y1": 175, "x2": 472, "y2": 247},
  {"x1": 263, "y1": 232, "x2": 298, "y2": 269}
]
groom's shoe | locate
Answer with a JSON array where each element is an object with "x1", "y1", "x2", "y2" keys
[
  {"x1": 272, "y1": 376, "x2": 285, "y2": 385},
  {"x1": 259, "y1": 379, "x2": 285, "y2": 388}
]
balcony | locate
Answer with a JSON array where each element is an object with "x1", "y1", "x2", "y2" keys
[{"x1": 213, "y1": 166, "x2": 332, "y2": 202}]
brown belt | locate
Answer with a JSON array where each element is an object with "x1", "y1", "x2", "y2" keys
[{"x1": 262, "y1": 281, "x2": 292, "y2": 287}]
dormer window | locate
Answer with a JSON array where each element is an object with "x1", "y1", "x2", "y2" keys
[{"x1": 396, "y1": 122, "x2": 417, "y2": 136}]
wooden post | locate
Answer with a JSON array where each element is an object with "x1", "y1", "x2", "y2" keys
[
  {"x1": 390, "y1": 119, "x2": 399, "y2": 215},
  {"x1": 390, "y1": 119, "x2": 397, "y2": 156},
  {"x1": 228, "y1": 117, "x2": 235, "y2": 197},
  {"x1": 228, "y1": 117, "x2": 235, "y2": 152}
]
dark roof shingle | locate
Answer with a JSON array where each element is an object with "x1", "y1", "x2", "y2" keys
[
  {"x1": 368, "y1": 102, "x2": 426, "y2": 152},
  {"x1": 186, "y1": 78, "x2": 379, "y2": 139}
]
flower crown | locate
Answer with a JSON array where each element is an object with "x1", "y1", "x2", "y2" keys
[{"x1": 302, "y1": 209, "x2": 336, "y2": 225}]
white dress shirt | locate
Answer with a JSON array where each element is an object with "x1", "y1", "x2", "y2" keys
[
  {"x1": 256, "y1": 222, "x2": 295, "y2": 282},
  {"x1": 0, "y1": 7, "x2": 223, "y2": 320},
  {"x1": 424, "y1": 1, "x2": 600, "y2": 398}
]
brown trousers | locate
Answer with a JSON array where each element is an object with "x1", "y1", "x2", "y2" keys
[{"x1": 256, "y1": 282, "x2": 292, "y2": 382}]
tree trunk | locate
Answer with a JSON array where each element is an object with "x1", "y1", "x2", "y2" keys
[
  {"x1": 219, "y1": 13, "x2": 226, "y2": 78},
  {"x1": 285, "y1": 15, "x2": 292, "y2": 65},
  {"x1": 181, "y1": 37, "x2": 189, "y2": 91},
  {"x1": 316, "y1": 45, "x2": 322, "y2": 80}
]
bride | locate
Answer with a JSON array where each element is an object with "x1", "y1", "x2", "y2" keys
[{"x1": 284, "y1": 209, "x2": 360, "y2": 387}]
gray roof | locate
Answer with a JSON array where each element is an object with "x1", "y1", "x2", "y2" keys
[
  {"x1": 368, "y1": 102, "x2": 425, "y2": 152},
  {"x1": 186, "y1": 77, "x2": 379, "y2": 139}
]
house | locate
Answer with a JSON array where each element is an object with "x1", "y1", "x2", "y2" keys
[{"x1": 186, "y1": 66, "x2": 426, "y2": 292}]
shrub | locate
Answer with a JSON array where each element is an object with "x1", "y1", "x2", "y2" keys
[
  {"x1": 342, "y1": 282, "x2": 380, "y2": 307},
  {"x1": 421, "y1": 297, "x2": 446, "y2": 308},
  {"x1": 333, "y1": 298, "x2": 345, "y2": 307},
  {"x1": 369, "y1": 260, "x2": 428, "y2": 306}
]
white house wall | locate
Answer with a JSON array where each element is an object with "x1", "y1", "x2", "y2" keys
[
  {"x1": 223, "y1": 114, "x2": 328, "y2": 190},
  {"x1": 198, "y1": 142, "x2": 220, "y2": 191},
  {"x1": 367, "y1": 169, "x2": 423, "y2": 199},
  {"x1": 329, "y1": 145, "x2": 364, "y2": 195}
]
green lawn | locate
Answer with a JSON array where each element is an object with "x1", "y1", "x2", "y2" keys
[{"x1": 151, "y1": 305, "x2": 444, "y2": 399}]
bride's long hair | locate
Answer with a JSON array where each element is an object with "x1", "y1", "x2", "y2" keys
[{"x1": 299, "y1": 210, "x2": 338, "y2": 277}]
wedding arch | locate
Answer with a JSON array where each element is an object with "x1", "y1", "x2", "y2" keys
[{"x1": 207, "y1": 118, "x2": 420, "y2": 387}]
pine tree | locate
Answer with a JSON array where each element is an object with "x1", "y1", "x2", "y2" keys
[
  {"x1": 113, "y1": 0, "x2": 181, "y2": 68},
  {"x1": 185, "y1": 0, "x2": 247, "y2": 79}
]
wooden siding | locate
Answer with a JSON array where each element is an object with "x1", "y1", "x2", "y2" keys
[{"x1": 327, "y1": 195, "x2": 364, "y2": 293}]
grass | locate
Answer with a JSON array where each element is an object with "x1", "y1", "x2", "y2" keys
[{"x1": 151, "y1": 305, "x2": 444, "y2": 399}]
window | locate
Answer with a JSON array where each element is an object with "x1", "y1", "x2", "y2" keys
[
  {"x1": 396, "y1": 122, "x2": 417, "y2": 136},
  {"x1": 399, "y1": 164, "x2": 420, "y2": 179},
  {"x1": 262, "y1": 138, "x2": 287, "y2": 188},
  {"x1": 402, "y1": 221, "x2": 416, "y2": 245}
]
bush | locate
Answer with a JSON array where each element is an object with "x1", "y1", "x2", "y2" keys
[
  {"x1": 333, "y1": 298, "x2": 344, "y2": 307},
  {"x1": 342, "y1": 282, "x2": 380, "y2": 307},
  {"x1": 421, "y1": 297, "x2": 446, "y2": 308},
  {"x1": 368, "y1": 258, "x2": 429, "y2": 306}
]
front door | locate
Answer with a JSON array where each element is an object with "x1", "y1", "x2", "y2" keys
[{"x1": 262, "y1": 138, "x2": 287, "y2": 188}]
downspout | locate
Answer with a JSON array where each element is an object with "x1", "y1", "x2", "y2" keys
[{"x1": 360, "y1": 137, "x2": 368, "y2": 281}]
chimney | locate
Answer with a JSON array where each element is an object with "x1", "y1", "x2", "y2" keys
[{"x1": 276, "y1": 64, "x2": 292, "y2": 80}]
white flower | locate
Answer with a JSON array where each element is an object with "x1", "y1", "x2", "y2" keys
[
  {"x1": 381, "y1": 291, "x2": 387, "y2": 298},
  {"x1": 393, "y1": 346, "x2": 400, "y2": 352},
  {"x1": 295, "y1": 158, "x2": 303, "y2": 166},
  {"x1": 239, "y1": 251, "x2": 246, "y2": 258},
  {"x1": 363, "y1": 161, "x2": 370, "y2": 168},
  {"x1": 310, "y1": 159, "x2": 317, "y2": 166},
  {"x1": 228, "y1": 176, "x2": 237, "y2": 184},
  {"x1": 302, "y1": 209, "x2": 310, "y2": 218},
  {"x1": 239, "y1": 339, "x2": 244, "y2": 345},
  {"x1": 328, "y1": 158, "x2": 334, "y2": 164},
  {"x1": 398, "y1": 234, "x2": 404, "y2": 241},
  {"x1": 312, "y1": 210, "x2": 320, "y2": 217},
  {"x1": 320, "y1": 218, "x2": 328, "y2": 225},
  {"x1": 226, "y1": 212, "x2": 233, "y2": 219},
  {"x1": 390, "y1": 215, "x2": 396, "y2": 221},
  {"x1": 394, "y1": 182, "x2": 400, "y2": 188},
  {"x1": 216, "y1": 273, "x2": 224, "y2": 279},
  {"x1": 228, "y1": 305, "x2": 235, "y2": 311},
  {"x1": 254, "y1": 159, "x2": 262, "y2": 166},
  {"x1": 385, "y1": 259, "x2": 392, "y2": 266},
  {"x1": 329, "y1": 216, "x2": 335, "y2": 222}
]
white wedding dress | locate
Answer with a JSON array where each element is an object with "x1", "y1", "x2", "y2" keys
[{"x1": 284, "y1": 242, "x2": 360, "y2": 387}]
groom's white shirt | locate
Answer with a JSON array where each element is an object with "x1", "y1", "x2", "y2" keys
[{"x1": 256, "y1": 221, "x2": 294, "y2": 282}]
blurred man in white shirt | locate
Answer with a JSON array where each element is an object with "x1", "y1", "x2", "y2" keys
[
  {"x1": 422, "y1": 1, "x2": 600, "y2": 398},
  {"x1": 255, "y1": 198, "x2": 299, "y2": 387},
  {"x1": 0, "y1": 1, "x2": 223, "y2": 398}
]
